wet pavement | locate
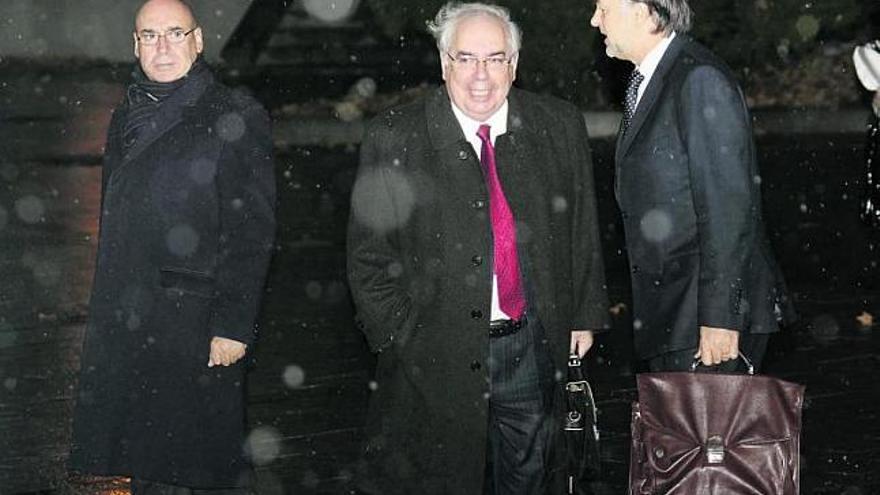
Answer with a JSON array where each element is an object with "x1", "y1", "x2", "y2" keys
[{"x1": 1, "y1": 71, "x2": 880, "y2": 494}]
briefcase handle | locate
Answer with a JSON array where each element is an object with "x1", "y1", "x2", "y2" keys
[{"x1": 689, "y1": 352, "x2": 755, "y2": 375}]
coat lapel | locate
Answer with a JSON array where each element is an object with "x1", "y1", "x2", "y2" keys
[{"x1": 616, "y1": 34, "x2": 687, "y2": 159}]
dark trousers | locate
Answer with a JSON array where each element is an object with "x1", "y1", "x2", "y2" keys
[
  {"x1": 484, "y1": 315, "x2": 555, "y2": 495},
  {"x1": 648, "y1": 332, "x2": 770, "y2": 372},
  {"x1": 131, "y1": 479, "x2": 250, "y2": 495}
]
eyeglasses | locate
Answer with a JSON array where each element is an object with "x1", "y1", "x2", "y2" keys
[
  {"x1": 446, "y1": 52, "x2": 515, "y2": 71},
  {"x1": 136, "y1": 26, "x2": 198, "y2": 46}
]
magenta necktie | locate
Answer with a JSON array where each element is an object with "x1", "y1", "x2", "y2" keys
[{"x1": 477, "y1": 124, "x2": 526, "y2": 320}]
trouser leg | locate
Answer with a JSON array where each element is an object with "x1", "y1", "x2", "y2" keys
[{"x1": 485, "y1": 316, "x2": 554, "y2": 495}]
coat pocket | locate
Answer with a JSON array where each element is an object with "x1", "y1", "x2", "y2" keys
[{"x1": 159, "y1": 267, "x2": 215, "y2": 298}]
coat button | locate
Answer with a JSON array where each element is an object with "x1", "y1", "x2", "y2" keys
[
  {"x1": 470, "y1": 360, "x2": 482, "y2": 371},
  {"x1": 471, "y1": 309, "x2": 483, "y2": 319},
  {"x1": 631, "y1": 264, "x2": 640, "y2": 273},
  {"x1": 472, "y1": 199, "x2": 486, "y2": 209},
  {"x1": 621, "y1": 210, "x2": 630, "y2": 220},
  {"x1": 458, "y1": 150, "x2": 469, "y2": 160},
  {"x1": 653, "y1": 447, "x2": 665, "y2": 459},
  {"x1": 471, "y1": 255, "x2": 483, "y2": 266}
]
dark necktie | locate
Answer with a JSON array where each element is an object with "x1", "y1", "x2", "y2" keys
[
  {"x1": 623, "y1": 68, "x2": 644, "y2": 131},
  {"x1": 477, "y1": 124, "x2": 526, "y2": 320}
]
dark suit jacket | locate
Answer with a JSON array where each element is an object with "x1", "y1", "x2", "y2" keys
[
  {"x1": 70, "y1": 67, "x2": 276, "y2": 487},
  {"x1": 347, "y1": 86, "x2": 609, "y2": 494},
  {"x1": 615, "y1": 35, "x2": 792, "y2": 359}
]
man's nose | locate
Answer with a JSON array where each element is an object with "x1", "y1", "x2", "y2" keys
[
  {"x1": 474, "y1": 61, "x2": 489, "y2": 79},
  {"x1": 590, "y1": 12, "x2": 600, "y2": 28},
  {"x1": 156, "y1": 35, "x2": 170, "y2": 53}
]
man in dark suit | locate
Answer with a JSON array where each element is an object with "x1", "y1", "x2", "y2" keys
[
  {"x1": 590, "y1": 0, "x2": 791, "y2": 372},
  {"x1": 68, "y1": 1, "x2": 275, "y2": 493},
  {"x1": 347, "y1": 2, "x2": 609, "y2": 493}
]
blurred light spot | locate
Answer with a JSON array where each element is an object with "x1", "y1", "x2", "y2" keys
[
  {"x1": 351, "y1": 77, "x2": 377, "y2": 99},
  {"x1": 633, "y1": 319, "x2": 643, "y2": 330},
  {"x1": 127, "y1": 313, "x2": 142, "y2": 331},
  {"x1": 15, "y1": 195, "x2": 45, "y2": 224},
  {"x1": 552, "y1": 196, "x2": 568, "y2": 213},
  {"x1": 217, "y1": 113, "x2": 246, "y2": 142},
  {"x1": 244, "y1": 426, "x2": 282, "y2": 466},
  {"x1": 305, "y1": 281, "x2": 322, "y2": 300},
  {"x1": 795, "y1": 15, "x2": 819, "y2": 42},
  {"x1": 32, "y1": 260, "x2": 61, "y2": 287},
  {"x1": 4, "y1": 378, "x2": 17, "y2": 391},
  {"x1": 368, "y1": 380, "x2": 379, "y2": 391},
  {"x1": 301, "y1": 470, "x2": 320, "y2": 489},
  {"x1": 166, "y1": 224, "x2": 199, "y2": 256},
  {"x1": 702, "y1": 106, "x2": 717, "y2": 120},
  {"x1": 387, "y1": 262, "x2": 403, "y2": 278},
  {"x1": 639, "y1": 209, "x2": 672, "y2": 243},
  {"x1": 189, "y1": 158, "x2": 217, "y2": 185},
  {"x1": 350, "y1": 169, "x2": 416, "y2": 234},
  {"x1": 282, "y1": 364, "x2": 306, "y2": 388}
]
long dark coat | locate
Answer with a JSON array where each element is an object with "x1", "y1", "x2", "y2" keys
[
  {"x1": 615, "y1": 35, "x2": 793, "y2": 359},
  {"x1": 347, "y1": 87, "x2": 609, "y2": 494},
  {"x1": 69, "y1": 68, "x2": 275, "y2": 488}
]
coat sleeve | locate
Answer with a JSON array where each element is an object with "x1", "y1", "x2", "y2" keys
[
  {"x1": 346, "y1": 120, "x2": 419, "y2": 353},
  {"x1": 207, "y1": 101, "x2": 277, "y2": 345},
  {"x1": 565, "y1": 106, "x2": 611, "y2": 332},
  {"x1": 679, "y1": 66, "x2": 757, "y2": 331}
]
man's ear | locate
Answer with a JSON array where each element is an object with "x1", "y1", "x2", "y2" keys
[
  {"x1": 194, "y1": 27, "x2": 204, "y2": 54},
  {"x1": 506, "y1": 54, "x2": 518, "y2": 83},
  {"x1": 133, "y1": 31, "x2": 140, "y2": 58},
  {"x1": 440, "y1": 53, "x2": 449, "y2": 82}
]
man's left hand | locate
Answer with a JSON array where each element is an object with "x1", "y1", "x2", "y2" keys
[
  {"x1": 570, "y1": 330, "x2": 595, "y2": 358},
  {"x1": 208, "y1": 336, "x2": 247, "y2": 367},
  {"x1": 696, "y1": 326, "x2": 739, "y2": 366}
]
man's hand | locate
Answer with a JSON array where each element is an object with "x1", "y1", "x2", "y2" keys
[
  {"x1": 208, "y1": 336, "x2": 247, "y2": 367},
  {"x1": 696, "y1": 326, "x2": 739, "y2": 366},
  {"x1": 570, "y1": 330, "x2": 595, "y2": 358}
]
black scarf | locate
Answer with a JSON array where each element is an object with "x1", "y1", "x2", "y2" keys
[{"x1": 122, "y1": 56, "x2": 209, "y2": 151}]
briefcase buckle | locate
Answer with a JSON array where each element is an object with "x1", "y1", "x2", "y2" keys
[
  {"x1": 705, "y1": 435, "x2": 725, "y2": 464},
  {"x1": 564, "y1": 411, "x2": 584, "y2": 431}
]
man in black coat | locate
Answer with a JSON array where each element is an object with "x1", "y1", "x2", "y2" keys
[
  {"x1": 347, "y1": 2, "x2": 609, "y2": 494},
  {"x1": 590, "y1": 0, "x2": 792, "y2": 371},
  {"x1": 68, "y1": 0, "x2": 275, "y2": 492}
]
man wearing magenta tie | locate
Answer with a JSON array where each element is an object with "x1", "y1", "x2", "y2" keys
[{"x1": 346, "y1": 3, "x2": 609, "y2": 494}]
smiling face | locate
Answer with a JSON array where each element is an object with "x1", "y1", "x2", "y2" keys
[
  {"x1": 442, "y1": 14, "x2": 517, "y2": 122},
  {"x1": 133, "y1": 0, "x2": 203, "y2": 82}
]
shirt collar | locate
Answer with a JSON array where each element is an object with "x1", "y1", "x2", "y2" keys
[
  {"x1": 450, "y1": 99, "x2": 509, "y2": 145},
  {"x1": 638, "y1": 31, "x2": 676, "y2": 84}
]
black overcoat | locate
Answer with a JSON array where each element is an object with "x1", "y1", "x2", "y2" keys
[
  {"x1": 615, "y1": 35, "x2": 793, "y2": 359},
  {"x1": 69, "y1": 68, "x2": 276, "y2": 488},
  {"x1": 347, "y1": 87, "x2": 609, "y2": 494}
]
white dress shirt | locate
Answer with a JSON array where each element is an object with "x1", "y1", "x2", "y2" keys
[
  {"x1": 635, "y1": 31, "x2": 677, "y2": 107},
  {"x1": 450, "y1": 99, "x2": 513, "y2": 321}
]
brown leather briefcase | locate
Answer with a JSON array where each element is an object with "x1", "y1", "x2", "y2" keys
[{"x1": 628, "y1": 356, "x2": 805, "y2": 494}]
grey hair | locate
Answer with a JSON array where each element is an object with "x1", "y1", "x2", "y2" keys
[
  {"x1": 426, "y1": 2, "x2": 522, "y2": 55},
  {"x1": 629, "y1": 0, "x2": 692, "y2": 34}
]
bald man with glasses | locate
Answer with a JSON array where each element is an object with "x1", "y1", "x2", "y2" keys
[{"x1": 68, "y1": 1, "x2": 275, "y2": 493}]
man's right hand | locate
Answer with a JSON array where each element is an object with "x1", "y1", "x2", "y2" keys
[
  {"x1": 695, "y1": 326, "x2": 739, "y2": 366},
  {"x1": 208, "y1": 336, "x2": 247, "y2": 367}
]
